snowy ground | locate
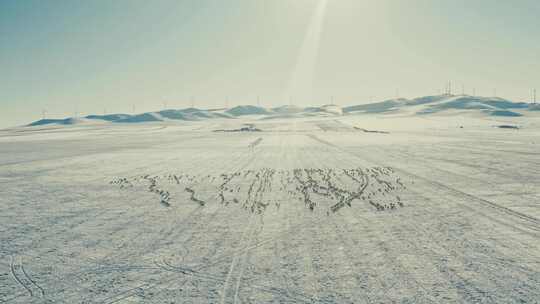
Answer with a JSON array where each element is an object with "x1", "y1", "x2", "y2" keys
[{"x1": 0, "y1": 113, "x2": 539, "y2": 303}]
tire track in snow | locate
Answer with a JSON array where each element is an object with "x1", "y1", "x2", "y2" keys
[
  {"x1": 103, "y1": 217, "x2": 313, "y2": 304},
  {"x1": 219, "y1": 213, "x2": 257, "y2": 304},
  {"x1": 370, "y1": 146, "x2": 540, "y2": 233},
  {"x1": 94, "y1": 144, "x2": 264, "y2": 304},
  {"x1": 9, "y1": 256, "x2": 44, "y2": 298},
  {"x1": 305, "y1": 133, "x2": 540, "y2": 235},
  {"x1": 301, "y1": 140, "x2": 380, "y2": 303},
  {"x1": 392, "y1": 186, "x2": 540, "y2": 303}
]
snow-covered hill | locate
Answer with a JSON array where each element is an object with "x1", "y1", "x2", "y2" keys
[
  {"x1": 27, "y1": 95, "x2": 538, "y2": 127},
  {"x1": 27, "y1": 105, "x2": 345, "y2": 126},
  {"x1": 344, "y1": 95, "x2": 534, "y2": 117}
]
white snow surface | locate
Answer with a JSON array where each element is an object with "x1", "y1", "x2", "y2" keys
[{"x1": 1, "y1": 111, "x2": 540, "y2": 303}]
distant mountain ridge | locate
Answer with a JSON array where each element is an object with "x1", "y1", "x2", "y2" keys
[
  {"x1": 343, "y1": 95, "x2": 536, "y2": 117},
  {"x1": 28, "y1": 104, "x2": 345, "y2": 126},
  {"x1": 28, "y1": 95, "x2": 538, "y2": 126}
]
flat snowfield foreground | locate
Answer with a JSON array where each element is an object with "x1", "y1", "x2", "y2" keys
[{"x1": 1, "y1": 114, "x2": 539, "y2": 303}]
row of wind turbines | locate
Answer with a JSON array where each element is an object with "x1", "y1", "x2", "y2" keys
[{"x1": 40, "y1": 86, "x2": 537, "y2": 119}]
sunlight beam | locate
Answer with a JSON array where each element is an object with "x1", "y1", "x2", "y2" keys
[{"x1": 286, "y1": 0, "x2": 329, "y2": 105}]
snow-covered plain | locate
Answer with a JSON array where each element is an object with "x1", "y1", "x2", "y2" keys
[{"x1": 1, "y1": 106, "x2": 540, "y2": 303}]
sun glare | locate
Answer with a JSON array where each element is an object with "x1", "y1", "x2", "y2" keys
[{"x1": 287, "y1": 0, "x2": 329, "y2": 105}]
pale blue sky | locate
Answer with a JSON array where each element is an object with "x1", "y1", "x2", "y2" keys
[{"x1": 1, "y1": 0, "x2": 539, "y2": 127}]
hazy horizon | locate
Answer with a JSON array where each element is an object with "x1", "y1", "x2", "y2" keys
[{"x1": 2, "y1": 0, "x2": 539, "y2": 127}]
